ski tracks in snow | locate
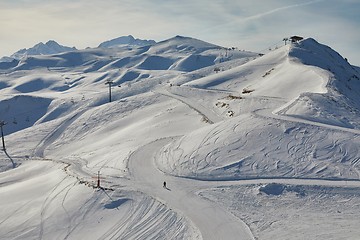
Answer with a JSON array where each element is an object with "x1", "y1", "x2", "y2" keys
[
  {"x1": 32, "y1": 110, "x2": 87, "y2": 158},
  {"x1": 39, "y1": 176, "x2": 76, "y2": 240},
  {"x1": 155, "y1": 87, "x2": 223, "y2": 124}
]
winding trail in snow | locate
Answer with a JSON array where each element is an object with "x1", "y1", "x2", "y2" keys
[
  {"x1": 128, "y1": 138, "x2": 255, "y2": 240},
  {"x1": 258, "y1": 107, "x2": 360, "y2": 135}
]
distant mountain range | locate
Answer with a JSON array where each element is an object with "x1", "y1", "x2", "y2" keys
[
  {"x1": 0, "y1": 35, "x2": 156, "y2": 63},
  {"x1": 8, "y1": 40, "x2": 77, "y2": 60}
]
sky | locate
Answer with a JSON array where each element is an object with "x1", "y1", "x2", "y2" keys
[{"x1": 1, "y1": 0, "x2": 360, "y2": 66}]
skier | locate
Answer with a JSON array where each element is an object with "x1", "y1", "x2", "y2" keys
[{"x1": 163, "y1": 181, "x2": 166, "y2": 188}]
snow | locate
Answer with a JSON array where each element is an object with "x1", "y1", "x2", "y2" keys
[
  {"x1": 201, "y1": 183, "x2": 360, "y2": 240},
  {"x1": 0, "y1": 36, "x2": 360, "y2": 239}
]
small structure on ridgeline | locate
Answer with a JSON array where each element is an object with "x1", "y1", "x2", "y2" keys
[{"x1": 290, "y1": 36, "x2": 304, "y2": 43}]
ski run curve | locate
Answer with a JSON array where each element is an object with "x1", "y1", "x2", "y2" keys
[{"x1": 129, "y1": 138, "x2": 255, "y2": 240}]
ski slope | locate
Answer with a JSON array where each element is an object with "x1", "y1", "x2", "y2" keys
[{"x1": 1, "y1": 36, "x2": 360, "y2": 239}]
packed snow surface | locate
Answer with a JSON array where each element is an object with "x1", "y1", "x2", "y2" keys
[{"x1": 0, "y1": 36, "x2": 360, "y2": 239}]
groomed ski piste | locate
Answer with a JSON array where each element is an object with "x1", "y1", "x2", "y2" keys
[{"x1": 0, "y1": 36, "x2": 360, "y2": 240}]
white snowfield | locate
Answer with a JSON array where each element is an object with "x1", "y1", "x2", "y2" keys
[{"x1": 0, "y1": 36, "x2": 360, "y2": 240}]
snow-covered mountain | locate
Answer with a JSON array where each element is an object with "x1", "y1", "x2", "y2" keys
[
  {"x1": 7, "y1": 35, "x2": 256, "y2": 73},
  {"x1": 0, "y1": 35, "x2": 359, "y2": 240},
  {"x1": 8, "y1": 40, "x2": 76, "y2": 60},
  {"x1": 98, "y1": 35, "x2": 156, "y2": 48}
]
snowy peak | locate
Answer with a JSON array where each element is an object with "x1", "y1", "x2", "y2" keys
[
  {"x1": 274, "y1": 37, "x2": 360, "y2": 129},
  {"x1": 289, "y1": 37, "x2": 360, "y2": 94},
  {"x1": 289, "y1": 38, "x2": 351, "y2": 72},
  {"x1": 10, "y1": 40, "x2": 76, "y2": 60},
  {"x1": 98, "y1": 35, "x2": 156, "y2": 48},
  {"x1": 148, "y1": 35, "x2": 222, "y2": 54}
]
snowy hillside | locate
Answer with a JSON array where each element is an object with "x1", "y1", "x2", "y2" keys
[{"x1": 0, "y1": 36, "x2": 360, "y2": 240}]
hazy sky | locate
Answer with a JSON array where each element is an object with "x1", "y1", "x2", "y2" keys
[{"x1": 1, "y1": 0, "x2": 359, "y2": 65}]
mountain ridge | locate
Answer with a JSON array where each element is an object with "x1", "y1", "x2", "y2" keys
[
  {"x1": 1, "y1": 36, "x2": 358, "y2": 135},
  {"x1": 9, "y1": 40, "x2": 76, "y2": 60}
]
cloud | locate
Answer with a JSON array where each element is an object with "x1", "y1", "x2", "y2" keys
[{"x1": 240, "y1": 0, "x2": 324, "y2": 22}]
